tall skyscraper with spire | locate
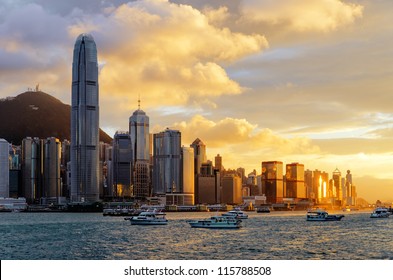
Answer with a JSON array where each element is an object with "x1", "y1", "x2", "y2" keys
[
  {"x1": 129, "y1": 98, "x2": 150, "y2": 198},
  {"x1": 71, "y1": 33, "x2": 100, "y2": 202}
]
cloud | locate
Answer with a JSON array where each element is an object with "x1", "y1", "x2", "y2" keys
[
  {"x1": 240, "y1": 0, "x2": 363, "y2": 32},
  {"x1": 160, "y1": 114, "x2": 320, "y2": 157},
  {"x1": 68, "y1": 0, "x2": 268, "y2": 110}
]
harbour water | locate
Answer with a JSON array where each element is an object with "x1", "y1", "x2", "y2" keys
[{"x1": 1, "y1": 211, "x2": 392, "y2": 260}]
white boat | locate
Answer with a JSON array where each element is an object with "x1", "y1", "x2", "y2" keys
[
  {"x1": 126, "y1": 210, "x2": 168, "y2": 225},
  {"x1": 370, "y1": 208, "x2": 390, "y2": 218},
  {"x1": 222, "y1": 209, "x2": 248, "y2": 219},
  {"x1": 188, "y1": 216, "x2": 242, "y2": 229},
  {"x1": 306, "y1": 209, "x2": 345, "y2": 221}
]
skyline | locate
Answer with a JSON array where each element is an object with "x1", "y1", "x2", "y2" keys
[{"x1": 0, "y1": 0, "x2": 393, "y2": 201}]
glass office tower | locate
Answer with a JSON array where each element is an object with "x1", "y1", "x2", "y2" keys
[{"x1": 71, "y1": 33, "x2": 99, "y2": 202}]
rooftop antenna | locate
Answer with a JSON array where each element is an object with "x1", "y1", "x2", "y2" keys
[{"x1": 138, "y1": 93, "x2": 141, "y2": 110}]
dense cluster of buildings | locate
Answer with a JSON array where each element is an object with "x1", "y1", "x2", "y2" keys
[{"x1": 0, "y1": 33, "x2": 357, "y2": 209}]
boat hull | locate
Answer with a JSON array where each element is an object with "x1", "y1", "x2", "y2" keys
[
  {"x1": 307, "y1": 215, "x2": 344, "y2": 221},
  {"x1": 188, "y1": 222, "x2": 241, "y2": 229},
  {"x1": 130, "y1": 220, "x2": 168, "y2": 225}
]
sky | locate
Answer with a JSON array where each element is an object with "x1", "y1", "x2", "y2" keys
[{"x1": 0, "y1": 0, "x2": 392, "y2": 202}]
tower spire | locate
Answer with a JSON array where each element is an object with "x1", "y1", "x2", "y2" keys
[{"x1": 138, "y1": 93, "x2": 141, "y2": 110}]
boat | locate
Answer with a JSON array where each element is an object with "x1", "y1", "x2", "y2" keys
[
  {"x1": 125, "y1": 210, "x2": 168, "y2": 225},
  {"x1": 188, "y1": 216, "x2": 242, "y2": 229},
  {"x1": 306, "y1": 209, "x2": 345, "y2": 221},
  {"x1": 370, "y1": 208, "x2": 390, "y2": 218},
  {"x1": 256, "y1": 206, "x2": 271, "y2": 213},
  {"x1": 103, "y1": 207, "x2": 141, "y2": 216},
  {"x1": 222, "y1": 208, "x2": 248, "y2": 219}
]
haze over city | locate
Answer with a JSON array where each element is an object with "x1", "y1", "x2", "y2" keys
[{"x1": 0, "y1": 0, "x2": 392, "y2": 202}]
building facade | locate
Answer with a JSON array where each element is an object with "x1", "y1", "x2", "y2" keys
[
  {"x1": 129, "y1": 106, "x2": 150, "y2": 199},
  {"x1": 0, "y1": 139, "x2": 9, "y2": 198},
  {"x1": 285, "y1": 163, "x2": 306, "y2": 199},
  {"x1": 153, "y1": 129, "x2": 181, "y2": 195},
  {"x1": 71, "y1": 33, "x2": 100, "y2": 202},
  {"x1": 112, "y1": 132, "x2": 133, "y2": 198},
  {"x1": 43, "y1": 137, "x2": 61, "y2": 199},
  {"x1": 261, "y1": 161, "x2": 284, "y2": 204},
  {"x1": 221, "y1": 174, "x2": 242, "y2": 205},
  {"x1": 21, "y1": 137, "x2": 44, "y2": 203}
]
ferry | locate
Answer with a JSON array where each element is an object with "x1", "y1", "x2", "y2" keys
[
  {"x1": 306, "y1": 209, "x2": 345, "y2": 221},
  {"x1": 188, "y1": 216, "x2": 242, "y2": 229},
  {"x1": 222, "y1": 208, "x2": 248, "y2": 219},
  {"x1": 125, "y1": 210, "x2": 168, "y2": 225},
  {"x1": 370, "y1": 208, "x2": 390, "y2": 218}
]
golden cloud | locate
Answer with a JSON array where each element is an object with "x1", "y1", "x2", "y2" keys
[
  {"x1": 69, "y1": 0, "x2": 268, "y2": 108},
  {"x1": 240, "y1": 0, "x2": 363, "y2": 32}
]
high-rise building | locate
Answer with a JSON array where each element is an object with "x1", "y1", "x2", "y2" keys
[
  {"x1": 190, "y1": 138, "x2": 206, "y2": 204},
  {"x1": 214, "y1": 154, "x2": 222, "y2": 171},
  {"x1": 0, "y1": 139, "x2": 10, "y2": 198},
  {"x1": 285, "y1": 163, "x2": 305, "y2": 199},
  {"x1": 112, "y1": 131, "x2": 133, "y2": 198},
  {"x1": 313, "y1": 170, "x2": 329, "y2": 203},
  {"x1": 21, "y1": 137, "x2": 44, "y2": 203},
  {"x1": 129, "y1": 102, "x2": 150, "y2": 199},
  {"x1": 71, "y1": 33, "x2": 100, "y2": 202},
  {"x1": 129, "y1": 103, "x2": 150, "y2": 162},
  {"x1": 190, "y1": 138, "x2": 207, "y2": 175},
  {"x1": 43, "y1": 137, "x2": 61, "y2": 199},
  {"x1": 304, "y1": 169, "x2": 313, "y2": 199},
  {"x1": 221, "y1": 174, "x2": 242, "y2": 205},
  {"x1": 182, "y1": 147, "x2": 194, "y2": 194},
  {"x1": 153, "y1": 129, "x2": 181, "y2": 195},
  {"x1": 261, "y1": 161, "x2": 283, "y2": 204},
  {"x1": 332, "y1": 168, "x2": 342, "y2": 203}
]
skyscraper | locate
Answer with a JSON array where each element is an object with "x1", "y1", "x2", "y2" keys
[
  {"x1": 21, "y1": 137, "x2": 44, "y2": 203},
  {"x1": 129, "y1": 102, "x2": 150, "y2": 198},
  {"x1": 71, "y1": 33, "x2": 99, "y2": 202},
  {"x1": 285, "y1": 162, "x2": 305, "y2": 199},
  {"x1": 129, "y1": 102, "x2": 150, "y2": 162},
  {"x1": 0, "y1": 139, "x2": 10, "y2": 198},
  {"x1": 43, "y1": 137, "x2": 61, "y2": 199},
  {"x1": 153, "y1": 129, "x2": 181, "y2": 194},
  {"x1": 112, "y1": 131, "x2": 133, "y2": 197},
  {"x1": 261, "y1": 161, "x2": 283, "y2": 204}
]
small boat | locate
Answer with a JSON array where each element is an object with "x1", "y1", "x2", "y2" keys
[
  {"x1": 222, "y1": 208, "x2": 248, "y2": 219},
  {"x1": 125, "y1": 210, "x2": 168, "y2": 225},
  {"x1": 306, "y1": 209, "x2": 345, "y2": 221},
  {"x1": 256, "y1": 206, "x2": 271, "y2": 213},
  {"x1": 188, "y1": 216, "x2": 242, "y2": 229},
  {"x1": 370, "y1": 208, "x2": 390, "y2": 218}
]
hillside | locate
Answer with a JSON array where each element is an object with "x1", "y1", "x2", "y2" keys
[{"x1": 0, "y1": 91, "x2": 112, "y2": 145}]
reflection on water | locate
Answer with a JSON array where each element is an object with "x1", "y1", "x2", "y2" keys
[{"x1": 1, "y1": 211, "x2": 392, "y2": 260}]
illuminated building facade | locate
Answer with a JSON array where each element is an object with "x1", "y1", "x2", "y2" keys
[
  {"x1": 221, "y1": 174, "x2": 242, "y2": 205},
  {"x1": 262, "y1": 161, "x2": 283, "y2": 204},
  {"x1": 285, "y1": 163, "x2": 305, "y2": 199}
]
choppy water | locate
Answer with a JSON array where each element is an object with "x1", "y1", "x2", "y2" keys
[{"x1": 1, "y1": 211, "x2": 392, "y2": 260}]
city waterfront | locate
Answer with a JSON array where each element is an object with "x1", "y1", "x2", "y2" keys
[{"x1": 1, "y1": 211, "x2": 392, "y2": 260}]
